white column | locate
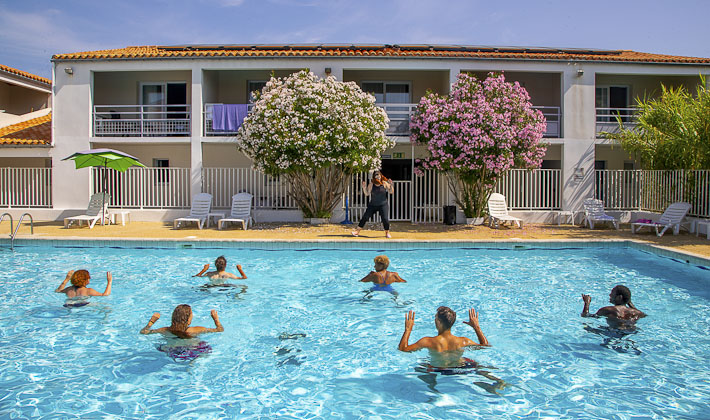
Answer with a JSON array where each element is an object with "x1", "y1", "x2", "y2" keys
[
  {"x1": 561, "y1": 66, "x2": 596, "y2": 211},
  {"x1": 190, "y1": 68, "x2": 203, "y2": 198}
]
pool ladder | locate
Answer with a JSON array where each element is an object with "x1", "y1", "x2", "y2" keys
[{"x1": 0, "y1": 213, "x2": 34, "y2": 251}]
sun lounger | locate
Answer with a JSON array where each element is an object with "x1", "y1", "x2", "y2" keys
[
  {"x1": 631, "y1": 202, "x2": 692, "y2": 237},
  {"x1": 218, "y1": 193, "x2": 254, "y2": 230},
  {"x1": 487, "y1": 193, "x2": 523, "y2": 228},
  {"x1": 173, "y1": 193, "x2": 212, "y2": 229},
  {"x1": 64, "y1": 193, "x2": 111, "y2": 228},
  {"x1": 583, "y1": 198, "x2": 619, "y2": 230}
]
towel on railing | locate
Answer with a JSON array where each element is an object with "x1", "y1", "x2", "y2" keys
[
  {"x1": 212, "y1": 104, "x2": 249, "y2": 132},
  {"x1": 633, "y1": 219, "x2": 653, "y2": 224}
]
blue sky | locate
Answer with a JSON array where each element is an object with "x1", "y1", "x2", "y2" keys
[{"x1": 1, "y1": 0, "x2": 708, "y2": 79}]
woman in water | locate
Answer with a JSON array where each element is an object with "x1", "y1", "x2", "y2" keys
[
  {"x1": 352, "y1": 170, "x2": 394, "y2": 238},
  {"x1": 55, "y1": 269, "x2": 112, "y2": 307},
  {"x1": 140, "y1": 305, "x2": 224, "y2": 361},
  {"x1": 359, "y1": 255, "x2": 406, "y2": 293}
]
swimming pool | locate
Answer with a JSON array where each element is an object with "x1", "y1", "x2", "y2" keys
[{"x1": 0, "y1": 241, "x2": 709, "y2": 419}]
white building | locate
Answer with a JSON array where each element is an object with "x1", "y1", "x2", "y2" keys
[{"x1": 2, "y1": 44, "x2": 709, "y2": 223}]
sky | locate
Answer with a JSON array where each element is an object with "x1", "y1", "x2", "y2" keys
[{"x1": 1, "y1": 0, "x2": 709, "y2": 79}]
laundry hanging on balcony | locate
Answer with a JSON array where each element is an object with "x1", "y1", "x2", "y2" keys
[{"x1": 212, "y1": 104, "x2": 249, "y2": 132}]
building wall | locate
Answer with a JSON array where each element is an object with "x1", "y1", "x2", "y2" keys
[
  {"x1": 205, "y1": 69, "x2": 299, "y2": 103},
  {"x1": 595, "y1": 145, "x2": 636, "y2": 170},
  {"x1": 93, "y1": 71, "x2": 192, "y2": 104},
  {"x1": 595, "y1": 74, "x2": 701, "y2": 102},
  {"x1": 343, "y1": 69, "x2": 449, "y2": 99},
  {"x1": 465, "y1": 71, "x2": 562, "y2": 106},
  {"x1": 90, "y1": 143, "x2": 191, "y2": 168},
  {"x1": 0, "y1": 81, "x2": 50, "y2": 115},
  {"x1": 202, "y1": 144, "x2": 252, "y2": 167},
  {"x1": 0, "y1": 157, "x2": 50, "y2": 167}
]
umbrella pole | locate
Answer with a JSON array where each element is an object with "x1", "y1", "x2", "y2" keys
[{"x1": 102, "y1": 162, "x2": 107, "y2": 225}]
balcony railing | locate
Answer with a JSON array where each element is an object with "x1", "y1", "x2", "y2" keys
[
  {"x1": 596, "y1": 107, "x2": 638, "y2": 136},
  {"x1": 93, "y1": 105, "x2": 191, "y2": 137},
  {"x1": 203, "y1": 103, "x2": 253, "y2": 136},
  {"x1": 534, "y1": 106, "x2": 561, "y2": 138}
]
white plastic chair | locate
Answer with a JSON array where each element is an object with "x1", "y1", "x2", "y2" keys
[
  {"x1": 631, "y1": 202, "x2": 692, "y2": 237},
  {"x1": 64, "y1": 193, "x2": 111, "y2": 229},
  {"x1": 173, "y1": 193, "x2": 212, "y2": 229},
  {"x1": 487, "y1": 193, "x2": 523, "y2": 229},
  {"x1": 218, "y1": 193, "x2": 254, "y2": 230},
  {"x1": 583, "y1": 198, "x2": 619, "y2": 230}
]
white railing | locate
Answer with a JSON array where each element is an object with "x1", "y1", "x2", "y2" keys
[
  {"x1": 376, "y1": 103, "x2": 418, "y2": 136},
  {"x1": 0, "y1": 168, "x2": 52, "y2": 208},
  {"x1": 345, "y1": 173, "x2": 413, "y2": 222},
  {"x1": 91, "y1": 167, "x2": 191, "y2": 209},
  {"x1": 93, "y1": 105, "x2": 191, "y2": 137},
  {"x1": 595, "y1": 170, "x2": 710, "y2": 218},
  {"x1": 412, "y1": 169, "x2": 447, "y2": 223},
  {"x1": 595, "y1": 107, "x2": 638, "y2": 135},
  {"x1": 533, "y1": 106, "x2": 561, "y2": 138},
  {"x1": 201, "y1": 167, "x2": 297, "y2": 209},
  {"x1": 203, "y1": 103, "x2": 254, "y2": 136},
  {"x1": 495, "y1": 169, "x2": 562, "y2": 210}
]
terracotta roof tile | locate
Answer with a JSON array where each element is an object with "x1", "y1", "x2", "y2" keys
[
  {"x1": 0, "y1": 113, "x2": 52, "y2": 146},
  {"x1": 52, "y1": 44, "x2": 710, "y2": 65},
  {"x1": 0, "y1": 64, "x2": 51, "y2": 85}
]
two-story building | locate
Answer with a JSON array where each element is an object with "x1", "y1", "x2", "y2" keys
[{"x1": 4, "y1": 44, "x2": 710, "y2": 223}]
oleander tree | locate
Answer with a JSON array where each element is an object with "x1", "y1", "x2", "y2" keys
[
  {"x1": 236, "y1": 70, "x2": 392, "y2": 218},
  {"x1": 410, "y1": 72, "x2": 548, "y2": 218},
  {"x1": 605, "y1": 78, "x2": 710, "y2": 170}
]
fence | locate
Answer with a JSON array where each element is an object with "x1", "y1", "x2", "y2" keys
[
  {"x1": 201, "y1": 168, "x2": 297, "y2": 209},
  {"x1": 0, "y1": 168, "x2": 52, "y2": 208},
  {"x1": 595, "y1": 170, "x2": 710, "y2": 218},
  {"x1": 495, "y1": 169, "x2": 561, "y2": 210},
  {"x1": 93, "y1": 105, "x2": 191, "y2": 137},
  {"x1": 91, "y1": 167, "x2": 191, "y2": 209}
]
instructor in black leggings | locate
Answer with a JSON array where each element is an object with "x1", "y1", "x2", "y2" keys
[{"x1": 352, "y1": 170, "x2": 394, "y2": 238}]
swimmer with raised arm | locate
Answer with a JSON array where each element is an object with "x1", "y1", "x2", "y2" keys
[
  {"x1": 140, "y1": 304, "x2": 223, "y2": 338},
  {"x1": 194, "y1": 256, "x2": 247, "y2": 280},
  {"x1": 359, "y1": 255, "x2": 406, "y2": 293},
  {"x1": 581, "y1": 285, "x2": 646, "y2": 325},
  {"x1": 399, "y1": 306, "x2": 489, "y2": 367},
  {"x1": 55, "y1": 270, "x2": 112, "y2": 307}
]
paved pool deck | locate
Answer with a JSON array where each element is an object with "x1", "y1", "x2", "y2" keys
[{"x1": 7, "y1": 220, "x2": 710, "y2": 259}]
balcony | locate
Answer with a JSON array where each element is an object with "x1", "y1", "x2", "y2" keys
[
  {"x1": 201, "y1": 103, "x2": 562, "y2": 138},
  {"x1": 93, "y1": 105, "x2": 191, "y2": 137},
  {"x1": 596, "y1": 107, "x2": 638, "y2": 136}
]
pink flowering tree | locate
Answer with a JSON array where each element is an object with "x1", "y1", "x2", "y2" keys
[
  {"x1": 237, "y1": 70, "x2": 392, "y2": 219},
  {"x1": 410, "y1": 73, "x2": 548, "y2": 218}
]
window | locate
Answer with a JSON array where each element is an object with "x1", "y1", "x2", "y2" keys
[
  {"x1": 361, "y1": 82, "x2": 410, "y2": 103},
  {"x1": 153, "y1": 158, "x2": 170, "y2": 184},
  {"x1": 596, "y1": 85, "x2": 631, "y2": 122},
  {"x1": 140, "y1": 82, "x2": 187, "y2": 119},
  {"x1": 248, "y1": 81, "x2": 268, "y2": 103},
  {"x1": 623, "y1": 161, "x2": 635, "y2": 171}
]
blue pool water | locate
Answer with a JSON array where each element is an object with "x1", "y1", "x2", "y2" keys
[{"x1": 0, "y1": 243, "x2": 709, "y2": 419}]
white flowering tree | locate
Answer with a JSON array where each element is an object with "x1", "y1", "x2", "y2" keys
[{"x1": 236, "y1": 70, "x2": 392, "y2": 218}]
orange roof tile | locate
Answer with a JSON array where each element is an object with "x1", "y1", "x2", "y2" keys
[
  {"x1": 0, "y1": 113, "x2": 52, "y2": 146},
  {"x1": 52, "y1": 44, "x2": 710, "y2": 65},
  {"x1": 0, "y1": 64, "x2": 51, "y2": 85}
]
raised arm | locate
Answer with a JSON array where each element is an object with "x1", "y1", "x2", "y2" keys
[
  {"x1": 194, "y1": 264, "x2": 210, "y2": 277},
  {"x1": 55, "y1": 270, "x2": 74, "y2": 293},
  {"x1": 140, "y1": 312, "x2": 162, "y2": 334},
  {"x1": 87, "y1": 272, "x2": 112, "y2": 296},
  {"x1": 236, "y1": 264, "x2": 247, "y2": 279},
  {"x1": 383, "y1": 180, "x2": 394, "y2": 194},
  {"x1": 581, "y1": 294, "x2": 593, "y2": 317},
  {"x1": 463, "y1": 308, "x2": 489, "y2": 346},
  {"x1": 398, "y1": 311, "x2": 431, "y2": 352},
  {"x1": 361, "y1": 180, "x2": 372, "y2": 196}
]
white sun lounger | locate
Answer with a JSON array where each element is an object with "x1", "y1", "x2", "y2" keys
[
  {"x1": 583, "y1": 198, "x2": 619, "y2": 230},
  {"x1": 218, "y1": 193, "x2": 254, "y2": 230},
  {"x1": 487, "y1": 193, "x2": 523, "y2": 228},
  {"x1": 173, "y1": 193, "x2": 213, "y2": 229},
  {"x1": 64, "y1": 193, "x2": 111, "y2": 229},
  {"x1": 631, "y1": 202, "x2": 692, "y2": 237}
]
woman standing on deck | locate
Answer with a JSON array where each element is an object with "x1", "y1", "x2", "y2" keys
[{"x1": 352, "y1": 170, "x2": 394, "y2": 238}]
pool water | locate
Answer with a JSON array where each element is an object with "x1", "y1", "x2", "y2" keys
[{"x1": 0, "y1": 244, "x2": 709, "y2": 419}]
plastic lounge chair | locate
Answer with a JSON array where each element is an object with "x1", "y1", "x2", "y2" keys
[
  {"x1": 173, "y1": 193, "x2": 212, "y2": 229},
  {"x1": 218, "y1": 193, "x2": 254, "y2": 230},
  {"x1": 631, "y1": 202, "x2": 692, "y2": 237},
  {"x1": 487, "y1": 193, "x2": 523, "y2": 229},
  {"x1": 582, "y1": 198, "x2": 619, "y2": 230},
  {"x1": 64, "y1": 193, "x2": 111, "y2": 229}
]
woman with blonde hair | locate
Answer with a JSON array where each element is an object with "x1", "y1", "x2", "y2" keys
[{"x1": 359, "y1": 254, "x2": 406, "y2": 293}]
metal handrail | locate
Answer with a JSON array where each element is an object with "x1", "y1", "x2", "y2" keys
[
  {"x1": 9, "y1": 213, "x2": 33, "y2": 251},
  {"x1": 1, "y1": 213, "x2": 13, "y2": 249}
]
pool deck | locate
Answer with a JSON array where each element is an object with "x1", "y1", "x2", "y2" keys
[{"x1": 7, "y1": 221, "x2": 710, "y2": 259}]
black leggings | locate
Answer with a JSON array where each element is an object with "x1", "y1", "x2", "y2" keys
[{"x1": 358, "y1": 203, "x2": 390, "y2": 230}]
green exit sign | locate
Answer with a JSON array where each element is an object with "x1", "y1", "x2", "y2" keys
[{"x1": 393, "y1": 152, "x2": 404, "y2": 159}]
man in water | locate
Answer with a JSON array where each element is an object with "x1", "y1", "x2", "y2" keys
[
  {"x1": 581, "y1": 285, "x2": 645, "y2": 327},
  {"x1": 398, "y1": 307, "x2": 489, "y2": 364},
  {"x1": 194, "y1": 256, "x2": 247, "y2": 280}
]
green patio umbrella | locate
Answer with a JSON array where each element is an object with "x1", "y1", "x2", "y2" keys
[{"x1": 63, "y1": 148, "x2": 146, "y2": 225}]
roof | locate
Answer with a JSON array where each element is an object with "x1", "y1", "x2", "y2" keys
[
  {"x1": 52, "y1": 44, "x2": 710, "y2": 65},
  {"x1": 0, "y1": 113, "x2": 52, "y2": 146},
  {"x1": 0, "y1": 64, "x2": 51, "y2": 86}
]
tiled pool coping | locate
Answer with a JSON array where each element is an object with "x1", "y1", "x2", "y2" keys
[{"x1": 3, "y1": 237, "x2": 710, "y2": 268}]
